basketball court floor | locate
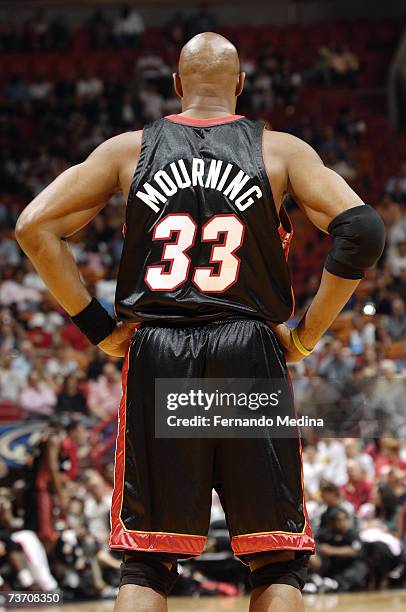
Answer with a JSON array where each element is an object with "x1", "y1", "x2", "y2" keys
[{"x1": 21, "y1": 590, "x2": 406, "y2": 611}]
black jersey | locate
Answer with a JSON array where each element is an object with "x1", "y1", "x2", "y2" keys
[{"x1": 115, "y1": 114, "x2": 294, "y2": 323}]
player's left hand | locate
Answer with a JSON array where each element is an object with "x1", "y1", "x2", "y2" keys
[
  {"x1": 267, "y1": 323, "x2": 307, "y2": 363},
  {"x1": 97, "y1": 321, "x2": 139, "y2": 357}
]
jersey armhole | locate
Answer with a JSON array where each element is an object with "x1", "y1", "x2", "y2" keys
[
  {"x1": 126, "y1": 127, "x2": 147, "y2": 206},
  {"x1": 259, "y1": 126, "x2": 293, "y2": 253},
  {"x1": 258, "y1": 124, "x2": 295, "y2": 317},
  {"x1": 278, "y1": 205, "x2": 293, "y2": 259}
]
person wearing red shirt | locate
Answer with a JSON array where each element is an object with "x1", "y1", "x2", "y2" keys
[{"x1": 341, "y1": 460, "x2": 373, "y2": 511}]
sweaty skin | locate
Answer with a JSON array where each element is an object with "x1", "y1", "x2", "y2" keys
[{"x1": 16, "y1": 35, "x2": 363, "y2": 611}]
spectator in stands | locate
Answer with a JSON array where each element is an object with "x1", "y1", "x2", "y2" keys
[
  {"x1": 316, "y1": 508, "x2": 368, "y2": 592},
  {"x1": 0, "y1": 230, "x2": 21, "y2": 265},
  {"x1": 358, "y1": 501, "x2": 403, "y2": 590},
  {"x1": 341, "y1": 460, "x2": 373, "y2": 511},
  {"x1": 387, "y1": 205, "x2": 406, "y2": 245},
  {"x1": 86, "y1": 346, "x2": 107, "y2": 381},
  {"x1": 330, "y1": 44, "x2": 359, "y2": 86},
  {"x1": 0, "y1": 487, "x2": 58, "y2": 591},
  {"x1": 348, "y1": 314, "x2": 375, "y2": 355},
  {"x1": 318, "y1": 481, "x2": 354, "y2": 530},
  {"x1": 139, "y1": 83, "x2": 165, "y2": 122},
  {"x1": 318, "y1": 440, "x2": 349, "y2": 486},
  {"x1": 83, "y1": 470, "x2": 112, "y2": 545},
  {"x1": 30, "y1": 9, "x2": 50, "y2": 51},
  {"x1": 135, "y1": 48, "x2": 171, "y2": 91},
  {"x1": 272, "y1": 59, "x2": 301, "y2": 108},
  {"x1": 388, "y1": 240, "x2": 406, "y2": 277},
  {"x1": 113, "y1": 4, "x2": 145, "y2": 48},
  {"x1": 318, "y1": 125, "x2": 342, "y2": 158},
  {"x1": 76, "y1": 70, "x2": 104, "y2": 101},
  {"x1": 336, "y1": 106, "x2": 366, "y2": 143},
  {"x1": 0, "y1": 530, "x2": 35, "y2": 590},
  {"x1": 27, "y1": 313, "x2": 53, "y2": 351},
  {"x1": 0, "y1": 354, "x2": 24, "y2": 403},
  {"x1": 165, "y1": 12, "x2": 186, "y2": 48},
  {"x1": 29, "y1": 74, "x2": 54, "y2": 106},
  {"x1": 303, "y1": 46, "x2": 335, "y2": 85},
  {"x1": 86, "y1": 9, "x2": 111, "y2": 50},
  {"x1": 319, "y1": 340, "x2": 355, "y2": 380},
  {"x1": 386, "y1": 161, "x2": 406, "y2": 201},
  {"x1": 87, "y1": 362, "x2": 121, "y2": 420},
  {"x1": 303, "y1": 444, "x2": 324, "y2": 496},
  {"x1": 0, "y1": 267, "x2": 41, "y2": 308},
  {"x1": 386, "y1": 298, "x2": 406, "y2": 341},
  {"x1": 56, "y1": 373, "x2": 87, "y2": 415},
  {"x1": 374, "y1": 482, "x2": 403, "y2": 534},
  {"x1": 20, "y1": 370, "x2": 57, "y2": 417},
  {"x1": 0, "y1": 318, "x2": 20, "y2": 356},
  {"x1": 251, "y1": 69, "x2": 273, "y2": 112},
  {"x1": 45, "y1": 345, "x2": 78, "y2": 379},
  {"x1": 10, "y1": 339, "x2": 34, "y2": 380},
  {"x1": 344, "y1": 439, "x2": 375, "y2": 481},
  {"x1": 186, "y1": 1, "x2": 216, "y2": 39}
]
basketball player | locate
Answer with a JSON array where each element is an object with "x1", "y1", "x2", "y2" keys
[{"x1": 16, "y1": 33, "x2": 384, "y2": 612}]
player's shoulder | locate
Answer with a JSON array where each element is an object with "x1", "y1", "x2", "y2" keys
[
  {"x1": 263, "y1": 129, "x2": 316, "y2": 159},
  {"x1": 97, "y1": 130, "x2": 143, "y2": 158}
]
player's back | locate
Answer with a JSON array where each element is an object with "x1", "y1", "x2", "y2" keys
[{"x1": 115, "y1": 114, "x2": 294, "y2": 323}]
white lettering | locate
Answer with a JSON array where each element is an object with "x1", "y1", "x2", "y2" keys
[
  {"x1": 170, "y1": 159, "x2": 192, "y2": 189},
  {"x1": 192, "y1": 158, "x2": 205, "y2": 186},
  {"x1": 136, "y1": 182, "x2": 167, "y2": 212},
  {"x1": 223, "y1": 170, "x2": 251, "y2": 201},
  {"x1": 217, "y1": 163, "x2": 233, "y2": 191},
  {"x1": 155, "y1": 170, "x2": 177, "y2": 196},
  {"x1": 205, "y1": 159, "x2": 223, "y2": 189},
  {"x1": 235, "y1": 185, "x2": 262, "y2": 211}
]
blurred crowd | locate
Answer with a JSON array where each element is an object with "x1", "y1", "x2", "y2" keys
[{"x1": 0, "y1": 2, "x2": 406, "y2": 601}]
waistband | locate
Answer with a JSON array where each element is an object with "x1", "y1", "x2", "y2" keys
[{"x1": 139, "y1": 314, "x2": 268, "y2": 330}]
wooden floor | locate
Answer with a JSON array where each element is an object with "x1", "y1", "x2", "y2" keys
[{"x1": 22, "y1": 590, "x2": 406, "y2": 611}]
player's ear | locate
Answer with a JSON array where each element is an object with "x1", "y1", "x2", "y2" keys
[
  {"x1": 236, "y1": 72, "x2": 245, "y2": 97},
  {"x1": 173, "y1": 73, "x2": 183, "y2": 98}
]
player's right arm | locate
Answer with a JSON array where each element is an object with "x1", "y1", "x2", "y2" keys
[
  {"x1": 15, "y1": 131, "x2": 142, "y2": 356},
  {"x1": 264, "y1": 131, "x2": 385, "y2": 361}
]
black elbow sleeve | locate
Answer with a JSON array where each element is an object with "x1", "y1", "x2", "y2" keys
[{"x1": 324, "y1": 204, "x2": 386, "y2": 279}]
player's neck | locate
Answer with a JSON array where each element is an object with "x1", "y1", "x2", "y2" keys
[{"x1": 180, "y1": 96, "x2": 236, "y2": 119}]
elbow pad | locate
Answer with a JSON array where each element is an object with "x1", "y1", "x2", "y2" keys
[{"x1": 324, "y1": 204, "x2": 385, "y2": 279}]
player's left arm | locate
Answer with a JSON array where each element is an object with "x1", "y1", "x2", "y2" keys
[
  {"x1": 267, "y1": 132, "x2": 385, "y2": 361},
  {"x1": 15, "y1": 132, "x2": 141, "y2": 356}
]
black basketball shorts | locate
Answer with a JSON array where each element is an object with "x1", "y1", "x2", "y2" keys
[{"x1": 109, "y1": 316, "x2": 315, "y2": 559}]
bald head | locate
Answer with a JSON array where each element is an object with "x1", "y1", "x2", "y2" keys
[
  {"x1": 174, "y1": 32, "x2": 244, "y2": 106},
  {"x1": 179, "y1": 32, "x2": 240, "y2": 79}
]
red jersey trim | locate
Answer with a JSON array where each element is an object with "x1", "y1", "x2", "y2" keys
[
  {"x1": 232, "y1": 531, "x2": 315, "y2": 556},
  {"x1": 165, "y1": 114, "x2": 245, "y2": 126},
  {"x1": 110, "y1": 530, "x2": 206, "y2": 555}
]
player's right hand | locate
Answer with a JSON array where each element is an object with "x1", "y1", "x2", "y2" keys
[{"x1": 97, "y1": 321, "x2": 139, "y2": 357}]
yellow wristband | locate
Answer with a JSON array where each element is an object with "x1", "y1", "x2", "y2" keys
[{"x1": 291, "y1": 327, "x2": 313, "y2": 357}]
